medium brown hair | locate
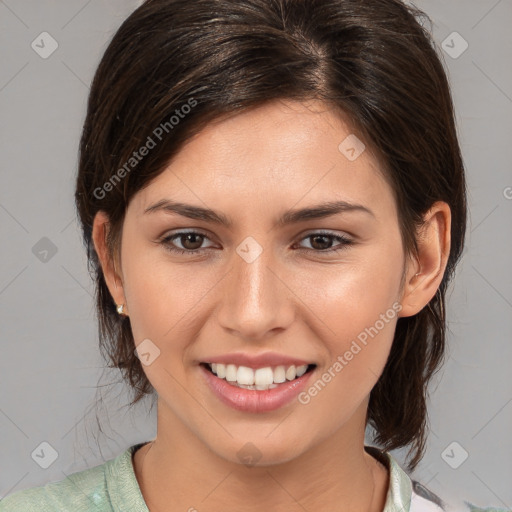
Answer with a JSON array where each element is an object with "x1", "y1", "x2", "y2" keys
[{"x1": 75, "y1": 0, "x2": 467, "y2": 471}]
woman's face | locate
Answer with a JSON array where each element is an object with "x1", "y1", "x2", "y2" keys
[{"x1": 100, "y1": 99, "x2": 414, "y2": 465}]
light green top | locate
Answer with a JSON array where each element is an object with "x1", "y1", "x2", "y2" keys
[{"x1": 0, "y1": 443, "x2": 504, "y2": 512}]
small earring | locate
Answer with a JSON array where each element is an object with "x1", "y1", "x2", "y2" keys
[{"x1": 116, "y1": 303, "x2": 127, "y2": 316}]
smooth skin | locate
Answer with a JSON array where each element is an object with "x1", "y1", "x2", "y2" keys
[{"x1": 92, "y1": 99, "x2": 451, "y2": 512}]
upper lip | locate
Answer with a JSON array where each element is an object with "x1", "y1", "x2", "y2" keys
[{"x1": 202, "y1": 352, "x2": 314, "y2": 369}]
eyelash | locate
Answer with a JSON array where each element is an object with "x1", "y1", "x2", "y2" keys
[{"x1": 159, "y1": 230, "x2": 354, "y2": 256}]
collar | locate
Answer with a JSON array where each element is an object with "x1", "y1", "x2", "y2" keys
[{"x1": 365, "y1": 444, "x2": 414, "y2": 512}]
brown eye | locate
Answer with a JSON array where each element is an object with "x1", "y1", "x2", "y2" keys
[
  {"x1": 160, "y1": 230, "x2": 214, "y2": 255},
  {"x1": 297, "y1": 232, "x2": 353, "y2": 254},
  {"x1": 178, "y1": 233, "x2": 204, "y2": 250},
  {"x1": 309, "y1": 234, "x2": 335, "y2": 250}
]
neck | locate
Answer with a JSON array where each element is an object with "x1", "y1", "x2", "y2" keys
[{"x1": 133, "y1": 403, "x2": 389, "y2": 512}]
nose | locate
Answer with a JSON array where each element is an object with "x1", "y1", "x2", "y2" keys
[{"x1": 215, "y1": 244, "x2": 295, "y2": 341}]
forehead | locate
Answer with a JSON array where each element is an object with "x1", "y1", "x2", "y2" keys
[{"x1": 130, "y1": 99, "x2": 395, "y2": 222}]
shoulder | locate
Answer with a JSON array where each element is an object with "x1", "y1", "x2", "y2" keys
[
  {"x1": 0, "y1": 485, "x2": 57, "y2": 512},
  {"x1": 0, "y1": 446, "x2": 134, "y2": 512},
  {"x1": 409, "y1": 474, "x2": 511, "y2": 512},
  {"x1": 368, "y1": 446, "x2": 510, "y2": 512},
  {"x1": 411, "y1": 478, "x2": 512, "y2": 512},
  {"x1": 0, "y1": 464, "x2": 109, "y2": 512}
]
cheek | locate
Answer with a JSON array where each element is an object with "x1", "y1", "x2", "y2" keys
[
  {"x1": 295, "y1": 243, "x2": 402, "y2": 385},
  {"x1": 299, "y1": 250, "x2": 402, "y2": 337},
  {"x1": 121, "y1": 244, "x2": 219, "y2": 356},
  {"x1": 296, "y1": 268, "x2": 400, "y2": 424}
]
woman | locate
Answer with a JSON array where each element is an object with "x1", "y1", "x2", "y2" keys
[{"x1": 1, "y1": 0, "x2": 502, "y2": 511}]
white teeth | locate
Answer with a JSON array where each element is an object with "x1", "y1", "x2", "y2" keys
[
  {"x1": 236, "y1": 366, "x2": 255, "y2": 385},
  {"x1": 254, "y1": 367, "x2": 274, "y2": 388},
  {"x1": 216, "y1": 363, "x2": 226, "y2": 378},
  {"x1": 207, "y1": 362, "x2": 312, "y2": 389},
  {"x1": 285, "y1": 365, "x2": 296, "y2": 381},
  {"x1": 225, "y1": 364, "x2": 237, "y2": 382},
  {"x1": 237, "y1": 382, "x2": 279, "y2": 390},
  {"x1": 273, "y1": 365, "x2": 286, "y2": 383},
  {"x1": 296, "y1": 364, "x2": 308, "y2": 377}
]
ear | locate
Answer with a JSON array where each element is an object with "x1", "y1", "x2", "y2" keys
[
  {"x1": 398, "y1": 201, "x2": 451, "y2": 318},
  {"x1": 91, "y1": 210, "x2": 128, "y2": 315}
]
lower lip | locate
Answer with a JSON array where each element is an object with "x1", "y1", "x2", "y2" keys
[{"x1": 200, "y1": 365, "x2": 314, "y2": 413}]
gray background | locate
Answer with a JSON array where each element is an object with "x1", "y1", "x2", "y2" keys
[{"x1": 0, "y1": 0, "x2": 511, "y2": 509}]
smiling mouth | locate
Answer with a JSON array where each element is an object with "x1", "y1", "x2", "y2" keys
[{"x1": 201, "y1": 362, "x2": 317, "y2": 391}]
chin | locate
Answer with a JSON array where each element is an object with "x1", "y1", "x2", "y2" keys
[{"x1": 205, "y1": 432, "x2": 312, "y2": 468}]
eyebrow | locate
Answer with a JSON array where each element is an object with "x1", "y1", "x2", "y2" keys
[{"x1": 143, "y1": 199, "x2": 375, "y2": 228}]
